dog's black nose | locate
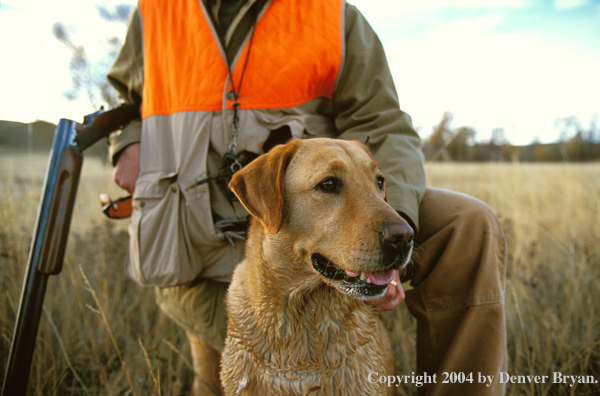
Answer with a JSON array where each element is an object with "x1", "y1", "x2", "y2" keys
[{"x1": 381, "y1": 221, "x2": 414, "y2": 250}]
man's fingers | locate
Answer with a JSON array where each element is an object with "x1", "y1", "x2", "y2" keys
[
  {"x1": 365, "y1": 270, "x2": 405, "y2": 312},
  {"x1": 99, "y1": 194, "x2": 111, "y2": 207},
  {"x1": 113, "y1": 168, "x2": 136, "y2": 194},
  {"x1": 374, "y1": 282, "x2": 405, "y2": 312},
  {"x1": 113, "y1": 143, "x2": 140, "y2": 194}
]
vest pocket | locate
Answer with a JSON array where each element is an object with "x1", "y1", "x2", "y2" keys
[{"x1": 128, "y1": 172, "x2": 205, "y2": 286}]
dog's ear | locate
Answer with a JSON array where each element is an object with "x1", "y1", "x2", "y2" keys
[{"x1": 229, "y1": 140, "x2": 300, "y2": 235}]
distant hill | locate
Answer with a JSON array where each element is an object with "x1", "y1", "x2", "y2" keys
[
  {"x1": 0, "y1": 120, "x2": 108, "y2": 158},
  {"x1": 0, "y1": 120, "x2": 56, "y2": 153}
]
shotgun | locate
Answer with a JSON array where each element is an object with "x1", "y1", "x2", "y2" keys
[{"x1": 1, "y1": 104, "x2": 139, "y2": 396}]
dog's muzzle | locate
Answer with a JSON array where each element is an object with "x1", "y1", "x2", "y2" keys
[
  {"x1": 311, "y1": 253, "x2": 395, "y2": 297},
  {"x1": 310, "y1": 221, "x2": 414, "y2": 298}
]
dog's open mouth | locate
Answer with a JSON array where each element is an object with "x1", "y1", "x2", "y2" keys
[{"x1": 311, "y1": 253, "x2": 393, "y2": 297}]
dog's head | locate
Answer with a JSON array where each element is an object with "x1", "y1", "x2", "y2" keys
[{"x1": 229, "y1": 138, "x2": 413, "y2": 300}]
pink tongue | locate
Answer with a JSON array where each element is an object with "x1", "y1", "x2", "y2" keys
[
  {"x1": 345, "y1": 270, "x2": 360, "y2": 277},
  {"x1": 366, "y1": 269, "x2": 394, "y2": 285}
]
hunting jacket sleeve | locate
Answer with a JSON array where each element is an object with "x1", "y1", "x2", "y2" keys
[
  {"x1": 106, "y1": 2, "x2": 426, "y2": 230},
  {"x1": 334, "y1": 4, "x2": 426, "y2": 232},
  {"x1": 106, "y1": 7, "x2": 143, "y2": 165}
]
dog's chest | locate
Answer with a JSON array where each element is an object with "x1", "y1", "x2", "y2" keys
[
  {"x1": 225, "y1": 335, "x2": 391, "y2": 395},
  {"x1": 223, "y1": 302, "x2": 392, "y2": 395}
]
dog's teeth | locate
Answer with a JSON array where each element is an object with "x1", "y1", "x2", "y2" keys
[{"x1": 360, "y1": 272, "x2": 372, "y2": 283}]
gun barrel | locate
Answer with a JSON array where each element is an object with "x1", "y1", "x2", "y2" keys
[{"x1": 2, "y1": 119, "x2": 83, "y2": 396}]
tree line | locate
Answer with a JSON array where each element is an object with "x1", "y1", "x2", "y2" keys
[{"x1": 422, "y1": 112, "x2": 600, "y2": 162}]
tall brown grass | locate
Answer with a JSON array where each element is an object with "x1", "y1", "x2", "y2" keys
[
  {"x1": 1, "y1": 154, "x2": 599, "y2": 395},
  {"x1": 1, "y1": 153, "x2": 191, "y2": 395},
  {"x1": 421, "y1": 163, "x2": 599, "y2": 396}
]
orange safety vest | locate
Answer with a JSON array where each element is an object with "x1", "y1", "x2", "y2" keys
[{"x1": 139, "y1": 0, "x2": 344, "y2": 118}]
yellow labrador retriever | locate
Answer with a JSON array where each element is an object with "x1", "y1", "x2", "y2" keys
[{"x1": 221, "y1": 138, "x2": 413, "y2": 395}]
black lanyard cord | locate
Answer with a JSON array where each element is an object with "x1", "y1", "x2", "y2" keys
[
  {"x1": 226, "y1": 1, "x2": 259, "y2": 104},
  {"x1": 224, "y1": 1, "x2": 259, "y2": 164}
]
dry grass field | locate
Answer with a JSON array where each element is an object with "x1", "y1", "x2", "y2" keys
[{"x1": 1, "y1": 153, "x2": 599, "y2": 395}]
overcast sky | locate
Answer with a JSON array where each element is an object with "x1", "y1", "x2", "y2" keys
[{"x1": 1, "y1": 0, "x2": 599, "y2": 145}]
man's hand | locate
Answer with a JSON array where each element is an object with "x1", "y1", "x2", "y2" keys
[
  {"x1": 366, "y1": 270, "x2": 405, "y2": 312},
  {"x1": 113, "y1": 142, "x2": 140, "y2": 194}
]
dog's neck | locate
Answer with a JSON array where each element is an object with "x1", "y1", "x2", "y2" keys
[{"x1": 231, "y1": 222, "x2": 382, "y2": 370}]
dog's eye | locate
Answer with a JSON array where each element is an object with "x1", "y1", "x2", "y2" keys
[
  {"x1": 317, "y1": 178, "x2": 340, "y2": 192},
  {"x1": 377, "y1": 176, "x2": 385, "y2": 191}
]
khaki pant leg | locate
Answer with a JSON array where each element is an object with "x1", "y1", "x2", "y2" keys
[
  {"x1": 155, "y1": 278, "x2": 229, "y2": 352},
  {"x1": 156, "y1": 279, "x2": 229, "y2": 396},
  {"x1": 403, "y1": 187, "x2": 508, "y2": 396}
]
